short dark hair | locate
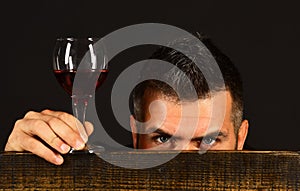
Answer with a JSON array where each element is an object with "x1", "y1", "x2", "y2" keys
[{"x1": 131, "y1": 34, "x2": 243, "y2": 133}]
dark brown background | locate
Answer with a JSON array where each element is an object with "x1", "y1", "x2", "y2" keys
[{"x1": 0, "y1": 0, "x2": 300, "y2": 150}]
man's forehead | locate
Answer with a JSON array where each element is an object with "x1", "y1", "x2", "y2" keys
[
  {"x1": 143, "y1": 90, "x2": 231, "y2": 118},
  {"x1": 141, "y1": 90, "x2": 232, "y2": 135}
]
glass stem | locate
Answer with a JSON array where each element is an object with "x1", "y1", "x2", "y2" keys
[{"x1": 72, "y1": 95, "x2": 91, "y2": 144}]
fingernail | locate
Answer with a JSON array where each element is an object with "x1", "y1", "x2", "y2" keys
[
  {"x1": 75, "y1": 140, "x2": 85, "y2": 150},
  {"x1": 55, "y1": 155, "x2": 63, "y2": 164},
  {"x1": 60, "y1": 143, "x2": 70, "y2": 152}
]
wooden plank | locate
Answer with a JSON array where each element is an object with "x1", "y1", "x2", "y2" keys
[{"x1": 0, "y1": 151, "x2": 299, "y2": 190}]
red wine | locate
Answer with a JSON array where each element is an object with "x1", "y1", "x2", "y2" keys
[{"x1": 54, "y1": 69, "x2": 108, "y2": 96}]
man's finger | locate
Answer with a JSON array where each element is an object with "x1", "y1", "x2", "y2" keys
[
  {"x1": 18, "y1": 119, "x2": 71, "y2": 153},
  {"x1": 23, "y1": 112, "x2": 85, "y2": 150},
  {"x1": 85, "y1": 121, "x2": 94, "y2": 136},
  {"x1": 18, "y1": 134, "x2": 64, "y2": 165},
  {"x1": 25, "y1": 136, "x2": 64, "y2": 165},
  {"x1": 41, "y1": 109, "x2": 88, "y2": 142},
  {"x1": 40, "y1": 110, "x2": 82, "y2": 132}
]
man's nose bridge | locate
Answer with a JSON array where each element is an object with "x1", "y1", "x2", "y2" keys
[
  {"x1": 174, "y1": 139, "x2": 198, "y2": 150},
  {"x1": 176, "y1": 115, "x2": 201, "y2": 138},
  {"x1": 176, "y1": 123, "x2": 198, "y2": 141},
  {"x1": 184, "y1": 142, "x2": 199, "y2": 150}
]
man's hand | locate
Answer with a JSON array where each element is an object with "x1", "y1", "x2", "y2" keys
[{"x1": 4, "y1": 109, "x2": 93, "y2": 165}]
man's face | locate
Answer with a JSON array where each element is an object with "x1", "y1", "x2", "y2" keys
[{"x1": 130, "y1": 91, "x2": 249, "y2": 151}]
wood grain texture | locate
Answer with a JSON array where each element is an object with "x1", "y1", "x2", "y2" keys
[{"x1": 0, "y1": 151, "x2": 299, "y2": 190}]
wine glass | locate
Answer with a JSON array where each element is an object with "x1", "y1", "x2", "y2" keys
[{"x1": 53, "y1": 37, "x2": 108, "y2": 153}]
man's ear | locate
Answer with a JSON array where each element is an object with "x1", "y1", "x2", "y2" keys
[
  {"x1": 237, "y1": 120, "x2": 249, "y2": 150},
  {"x1": 130, "y1": 115, "x2": 138, "y2": 149}
]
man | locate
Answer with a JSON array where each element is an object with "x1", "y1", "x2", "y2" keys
[
  {"x1": 4, "y1": 34, "x2": 249, "y2": 165},
  {"x1": 130, "y1": 36, "x2": 248, "y2": 150}
]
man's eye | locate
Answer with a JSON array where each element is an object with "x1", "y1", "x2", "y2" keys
[
  {"x1": 202, "y1": 136, "x2": 216, "y2": 145},
  {"x1": 155, "y1": 136, "x2": 170, "y2": 144}
]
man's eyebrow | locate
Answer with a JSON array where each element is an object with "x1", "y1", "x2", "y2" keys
[
  {"x1": 145, "y1": 128, "x2": 227, "y2": 140},
  {"x1": 191, "y1": 131, "x2": 227, "y2": 142},
  {"x1": 145, "y1": 127, "x2": 173, "y2": 137}
]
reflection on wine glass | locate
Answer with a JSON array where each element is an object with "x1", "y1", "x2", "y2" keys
[{"x1": 53, "y1": 37, "x2": 108, "y2": 153}]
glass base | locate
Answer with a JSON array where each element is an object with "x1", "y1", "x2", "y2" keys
[{"x1": 69, "y1": 144, "x2": 105, "y2": 154}]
